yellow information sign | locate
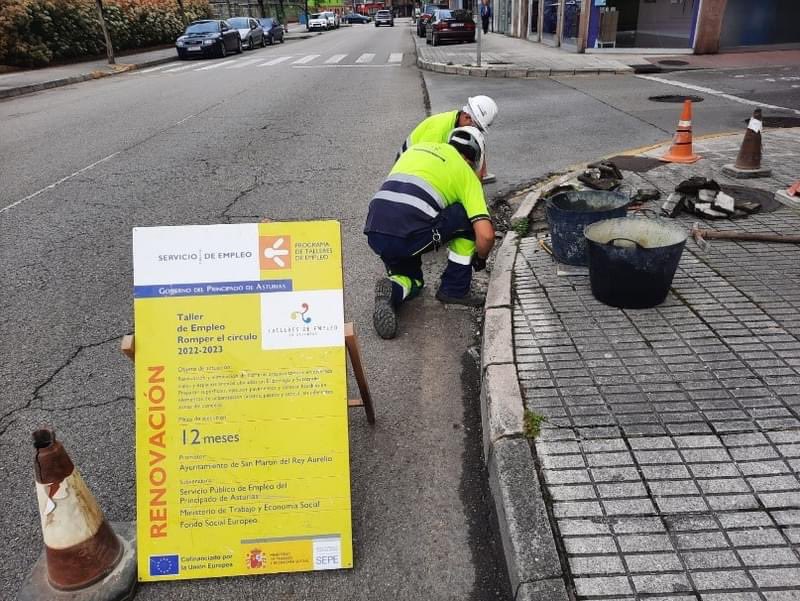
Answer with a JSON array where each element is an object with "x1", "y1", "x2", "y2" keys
[{"x1": 132, "y1": 221, "x2": 352, "y2": 581}]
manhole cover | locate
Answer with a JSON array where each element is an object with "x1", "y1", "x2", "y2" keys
[
  {"x1": 744, "y1": 115, "x2": 800, "y2": 128},
  {"x1": 721, "y1": 184, "x2": 783, "y2": 214},
  {"x1": 648, "y1": 94, "x2": 704, "y2": 103},
  {"x1": 657, "y1": 59, "x2": 689, "y2": 66}
]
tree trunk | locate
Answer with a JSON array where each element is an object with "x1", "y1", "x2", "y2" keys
[{"x1": 94, "y1": 0, "x2": 115, "y2": 65}]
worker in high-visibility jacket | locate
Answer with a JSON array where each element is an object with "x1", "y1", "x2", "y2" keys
[
  {"x1": 365, "y1": 126, "x2": 495, "y2": 340},
  {"x1": 397, "y1": 95, "x2": 498, "y2": 180}
]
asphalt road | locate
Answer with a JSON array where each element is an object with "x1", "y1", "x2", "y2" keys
[
  {"x1": 2, "y1": 21, "x2": 796, "y2": 601},
  {"x1": 655, "y1": 64, "x2": 800, "y2": 112},
  {"x1": 0, "y1": 20, "x2": 508, "y2": 601}
]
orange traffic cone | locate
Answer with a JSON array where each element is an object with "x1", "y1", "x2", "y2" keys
[
  {"x1": 661, "y1": 99, "x2": 701, "y2": 164},
  {"x1": 17, "y1": 429, "x2": 137, "y2": 601},
  {"x1": 722, "y1": 108, "x2": 772, "y2": 178}
]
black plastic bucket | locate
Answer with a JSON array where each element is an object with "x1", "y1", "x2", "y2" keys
[
  {"x1": 584, "y1": 217, "x2": 688, "y2": 309},
  {"x1": 546, "y1": 190, "x2": 630, "y2": 266}
]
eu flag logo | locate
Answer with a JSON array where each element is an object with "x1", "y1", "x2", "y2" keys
[{"x1": 149, "y1": 554, "x2": 180, "y2": 577}]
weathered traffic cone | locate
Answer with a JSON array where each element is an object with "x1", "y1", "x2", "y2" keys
[
  {"x1": 16, "y1": 429, "x2": 137, "y2": 601},
  {"x1": 662, "y1": 99, "x2": 701, "y2": 164},
  {"x1": 722, "y1": 108, "x2": 772, "y2": 178},
  {"x1": 775, "y1": 180, "x2": 800, "y2": 210}
]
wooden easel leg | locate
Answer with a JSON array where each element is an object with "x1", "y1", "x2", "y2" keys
[{"x1": 344, "y1": 323, "x2": 376, "y2": 425}]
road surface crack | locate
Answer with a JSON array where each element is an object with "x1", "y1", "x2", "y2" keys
[{"x1": 0, "y1": 334, "x2": 123, "y2": 439}]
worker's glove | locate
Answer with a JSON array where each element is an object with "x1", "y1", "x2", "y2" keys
[{"x1": 472, "y1": 255, "x2": 487, "y2": 272}]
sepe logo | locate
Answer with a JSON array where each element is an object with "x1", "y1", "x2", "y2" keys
[
  {"x1": 259, "y1": 235, "x2": 292, "y2": 270},
  {"x1": 245, "y1": 548, "x2": 266, "y2": 570},
  {"x1": 290, "y1": 303, "x2": 312, "y2": 324}
]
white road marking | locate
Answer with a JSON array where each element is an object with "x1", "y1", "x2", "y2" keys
[
  {"x1": 258, "y1": 56, "x2": 292, "y2": 66},
  {"x1": 293, "y1": 54, "x2": 320, "y2": 64},
  {"x1": 295, "y1": 64, "x2": 401, "y2": 69},
  {"x1": 196, "y1": 59, "x2": 237, "y2": 71},
  {"x1": 355, "y1": 53, "x2": 375, "y2": 64},
  {"x1": 163, "y1": 64, "x2": 197, "y2": 73},
  {"x1": 139, "y1": 64, "x2": 175, "y2": 73},
  {"x1": 227, "y1": 58, "x2": 261, "y2": 69},
  {"x1": 388, "y1": 53, "x2": 403, "y2": 63},
  {"x1": 1, "y1": 152, "x2": 120, "y2": 215},
  {"x1": 636, "y1": 74, "x2": 800, "y2": 116},
  {"x1": 325, "y1": 54, "x2": 347, "y2": 64},
  {"x1": 176, "y1": 114, "x2": 196, "y2": 125}
]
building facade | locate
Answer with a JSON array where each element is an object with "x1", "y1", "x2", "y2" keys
[{"x1": 496, "y1": 0, "x2": 800, "y2": 54}]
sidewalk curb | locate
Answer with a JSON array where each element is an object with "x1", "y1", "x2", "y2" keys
[
  {"x1": 415, "y1": 55, "x2": 632, "y2": 78},
  {"x1": 412, "y1": 29, "x2": 633, "y2": 79},
  {"x1": 0, "y1": 57, "x2": 172, "y2": 100},
  {"x1": 0, "y1": 33, "x2": 316, "y2": 101},
  {"x1": 481, "y1": 222, "x2": 570, "y2": 601}
]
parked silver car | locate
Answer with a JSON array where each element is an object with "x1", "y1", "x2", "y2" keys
[{"x1": 227, "y1": 17, "x2": 266, "y2": 49}]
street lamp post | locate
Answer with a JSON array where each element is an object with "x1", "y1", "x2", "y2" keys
[{"x1": 475, "y1": 0, "x2": 481, "y2": 67}]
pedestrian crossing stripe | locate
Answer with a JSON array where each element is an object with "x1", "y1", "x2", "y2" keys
[
  {"x1": 259, "y1": 56, "x2": 293, "y2": 66},
  {"x1": 228, "y1": 58, "x2": 262, "y2": 69},
  {"x1": 162, "y1": 64, "x2": 197, "y2": 73},
  {"x1": 138, "y1": 53, "x2": 405, "y2": 74},
  {"x1": 196, "y1": 59, "x2": 237, "y2": 71},
  {"x1": 292, "y1": 54, "x2": 320, "y2": 64}
]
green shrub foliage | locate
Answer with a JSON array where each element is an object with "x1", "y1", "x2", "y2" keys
[{"x1": 0, "y1": 0, "x2": 211, "y2": 67}]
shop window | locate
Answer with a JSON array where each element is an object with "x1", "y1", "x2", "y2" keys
[
  {"x1": 543, "y1": 0, "x2": 558, "y2": 35},
  {"x1": 562, "y1": 0, "x2": 581, "y2": 44},
  {"x1": 603, "y1": 0, "x2": 695, "y2": 48},
  {"x1": 721, "y1": 0, "x2": 800, "y2": 48}
]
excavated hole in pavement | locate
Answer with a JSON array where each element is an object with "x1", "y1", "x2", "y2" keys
[{"x1": 648, "y1": 94, "x2": 705, "y2": 103}]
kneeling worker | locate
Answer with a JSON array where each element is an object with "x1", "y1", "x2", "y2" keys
[
  {"x1": 398, "y1": 95, "x2": 498, "y2": 180},
  {"x1": 364, "y1": 126, "x2": 496, "y2": 340}
]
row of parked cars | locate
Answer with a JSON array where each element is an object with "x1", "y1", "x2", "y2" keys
[
  {"x1": 308, "y1": 11, "x2": 375, "y2": 29},
  {"x1": 176, "y1": 18, "x2": 285, "y2": 58},
  {"x1": 307, "y1": 11, "x2": 341, "y2": 31},
  {"x1": 416, "y1": 3, "x2": 476, "y2": 46}
]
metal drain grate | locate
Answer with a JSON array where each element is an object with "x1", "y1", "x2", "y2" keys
[{"x1": 648, "y1": 94, "x2": 704, "y2": 103}]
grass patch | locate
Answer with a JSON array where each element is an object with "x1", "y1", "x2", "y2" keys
[
  {"x1": 511, "y1": 217, "x2": 530, "y2": 238},
  {"x1": 523, "y1": 409, "x2": 546, "y2": 440}
]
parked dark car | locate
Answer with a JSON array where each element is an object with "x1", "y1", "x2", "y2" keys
[
  {"x1": 426, "y1": 9, "x2": 475, "y2": 46},
  {"x1": 227, "y1": 17, "x2": 265, "y2": 50},
  {"x1": 257, "y1": 17, "x2": 285, "y2": 44},
  {"x1": 374, "y1": 9, "x2": 394, "y2": 26},
  {"x1": 343, "y1": 12, "x2": 370, "y2": 23},
  {"x1": 176, "y1": 20, "x2": 243, "y2": 58},
  {"x1": 416, "y1": 3, "x2": 447, "y2": 36}
]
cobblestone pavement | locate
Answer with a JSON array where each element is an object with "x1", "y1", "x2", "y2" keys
[{"x1": 513, "y1": 129, "x2": 800, "y2": 599}]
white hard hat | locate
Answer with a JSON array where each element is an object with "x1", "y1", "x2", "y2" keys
[
  {"x1": 448, "y1": 126, "x2": 486, "y2": 170},
  {"x1": 463, "y1": 95, "x2": 498, "y2": 132}
]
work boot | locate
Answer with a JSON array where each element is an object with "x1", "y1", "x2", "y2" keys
[
  {"x1": 435, "y1": 289, "x2": 485, "y2": 307},
  {"x1": 373, "y1": 278, "x2": 398, "y2": 339}
]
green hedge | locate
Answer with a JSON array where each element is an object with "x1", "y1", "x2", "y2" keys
[{"x1": 0, "y1": 0, "x2": 211, "y2": 67}]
